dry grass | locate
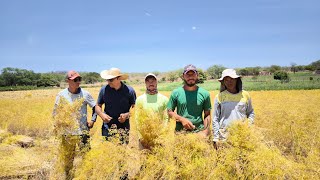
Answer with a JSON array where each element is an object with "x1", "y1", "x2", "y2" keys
[{"x1": 0, "y1": 88, "x2": 319, "y2": 179}]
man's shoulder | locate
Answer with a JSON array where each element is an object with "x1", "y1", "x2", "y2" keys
[
  {"x1": 241, "y1": 90, "x2": 251, "y2": 98},
  {"x1": 198, "y1": 86, "x2": 209, "y2": 92},
  {"x1": 125, "y1": 84, "x2": 135, "y2": 91},
  {"x1": 137, "y1": 93, "x2": 146, "y2": 100},
  {"x1": 57, "y1": 88, "x2": 69, "y2": 96},
  {"x1": 198, "y1": 87, "x2": 210, "y2": 96},
  {"x1": 172, "y1": 86, "x2": 184, "y2": 93},
  {"x1": 158, "y1": 93, "x2": 169, "y2": 100}
]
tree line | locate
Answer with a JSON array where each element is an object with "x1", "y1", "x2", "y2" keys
[
  {"x1": 0, "y1": 67, "x2": 102, "y2": 88},
  {"x1": 163, "y1": 60, "x2": 320, "y2": 83},
  {"x1": 0, "y1": 60, "x2": 319, "y2": 89}
]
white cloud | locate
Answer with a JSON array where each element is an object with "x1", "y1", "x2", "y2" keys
[
  {"x1": 144, "y1": 11, "x2": 151, "y2": 16},
  {"x1": 192, "y1": 26, "x2": 197, "y2": 30}
]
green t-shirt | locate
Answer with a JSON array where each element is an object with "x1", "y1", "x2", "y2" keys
[{"x1": 167, "y1": 86, "x2": 212, "y2": 131}]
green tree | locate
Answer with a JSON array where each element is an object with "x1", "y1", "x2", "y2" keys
[
  {"x1": 167, "y1": 71, "x2": 178, "y2": 82},
  {"x1": 82, "y1": 72, "x2": 101, "y2": 84},
  {"x1": 197, "y1": 69, "x2": 207, "y2": 84},
  {"x1": 207, "y1": 65, "x2": 226, "y2": 79},
  {"x1": 290, "y1": 63, "x2": 297, "y2": 74},
  {"x1": 36, "y1": 73, "x2": 61, "y2": 87},
  {"x1": 309, "y1": 60, "x2": 320, "y2": 70},
  {"x1": 0, "y1": 67, "x2": 40, "y2": 86},
  {"x1": 274, "y1": 71, "x2": 290, "y2": 83},
  {"x1": 269, "y1": 65, "x2": 282, "y2": 73}
]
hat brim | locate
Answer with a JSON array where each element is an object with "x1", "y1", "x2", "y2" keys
[
  {"x1": 183, "y1": 70, "x2": 197, "y2": 74},
  {"x1": 218, "y1": 75, "x2": 240, "y2": 81},
  {"x1": 100, "y1": 70, "x2": 128, "y2": 80},
  {"x1": 68, "y1": 75, "x2": 81, "y2": 80}
]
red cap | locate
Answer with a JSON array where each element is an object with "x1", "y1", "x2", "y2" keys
[{"x1": 66, "y1": 70, "x2": 81, "y2": 80}]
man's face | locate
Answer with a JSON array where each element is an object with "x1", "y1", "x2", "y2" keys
[
  {"x1": 145, "y1": 76, "x2": 157, "y2": 91},
  {"x1": 183, "y1": 71, "x2": 198, "y2": 87},
  {"x1": 107, "y1": 76, "x2": 120, "y2": 88},
  {"x1": 223, "y1": 76, "x2": 237, "y2": 91},
  {"x1": 68, "y1": 77, "x2": 81, "y2": 89}
]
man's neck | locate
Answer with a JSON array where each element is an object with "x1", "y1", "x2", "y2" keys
[
  {"x1": 68, "y1": 87, "x2": 79, "y2": 94},
  {"x1": 113, "y1": 82, "x2": 122, "y2": 90},
  {"x1": 183, "y1": 85, "x2": 198, "y2": 91}
]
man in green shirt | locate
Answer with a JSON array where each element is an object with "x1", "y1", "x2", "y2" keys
[{"x1": 167, "y1": 64, "x2": 212, "y2": 138}]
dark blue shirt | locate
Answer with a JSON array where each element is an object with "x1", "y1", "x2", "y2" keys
[{"x1": 97, "y1": 82, "x2": 136, "y2": 129}]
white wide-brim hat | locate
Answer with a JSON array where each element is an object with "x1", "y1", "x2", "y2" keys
[
  {"x1": 100, "y1": 68, "x2": 128, "y2": 80},
  {"x1": 218, "y1": 69, "x2": 240, "y2": 81}
]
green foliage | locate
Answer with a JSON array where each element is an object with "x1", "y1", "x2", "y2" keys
[
  {"x1": 308, "y1": 59, "x2": 320, "y2": 70},
  {"x1": 167, "y1": 71, "x2": 179, "y2": 82},
  {"x1": 197, "y1": 69, "x2": 207, "y2": 84},
  {"x1": 237, "y1": 67, "x2": 260, "y2": 76},
  {"x1": 274, "y1": 71, "x2": 290, "y2": 83},
  {"x1": 0, "y1": 67, "x2": 40, "y2": 86},
  {"x1": 37, "y1": 73, "x2": 61, "y2": 87},
  {"x1": 81, "y1": 72, "x2": 102, "y2": 84},
  {"x1": 269, "y1": 65, "x2": 282, "y2": 73},
  {"x1": 206, "y1": 65, "x2": 226, "y2": 79}
]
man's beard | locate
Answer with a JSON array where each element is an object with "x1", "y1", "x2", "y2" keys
[
  {"x1": 146, "y1": 88, "x2": 158, "y2": 95},
  {"x1": 184, "y1": 79, "x2": 196, "y2": 87}
]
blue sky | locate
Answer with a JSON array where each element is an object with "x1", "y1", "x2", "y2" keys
[{"x1": 0, "y1": 0, "x2": 319, "y2": 73}]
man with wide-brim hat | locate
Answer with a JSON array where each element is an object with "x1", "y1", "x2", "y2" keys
[
  {"x1": 212, "y1": 68, "x2": 255, "y2": 149},
  {"x1": 95, "y1": 67, "x2": 136, "y2": 144}
]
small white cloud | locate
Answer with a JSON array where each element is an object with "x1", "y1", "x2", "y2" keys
[
  {"x1": 192, "y1": 26, "x2": 197, "y2": 30},
  {"x1": 145, "y1": 11, "x2": 151, "y2": 16}
]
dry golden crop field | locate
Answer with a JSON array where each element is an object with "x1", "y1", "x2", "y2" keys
[{"x1": 0, "y1": 87, "x2": 319, "y2": 179}]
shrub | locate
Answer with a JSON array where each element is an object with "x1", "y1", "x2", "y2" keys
[{"x1": 274, "y1": 71, "x2": 290, "y2": 83}]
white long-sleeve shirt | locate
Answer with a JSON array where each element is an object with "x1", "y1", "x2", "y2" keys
[{"x1": 212, "y1": 90, "x2": 254, "y2": 141}]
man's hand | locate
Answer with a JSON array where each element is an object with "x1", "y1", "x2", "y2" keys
[
  {"x1": 101, "y1": 113, "x2": 113, "y2": 123},
  {"x1": 179, "y1": 117, "x2": 195, "y2": 130},
  {"x1": 87, "y1": 121, "x2": 95, "y2": 128},
  {"x1": 118, "y1": 112, "x2": 129, "y2": 123},
  {"x1": 197, "y1": 130, "x2": 208, "y2": 138}
]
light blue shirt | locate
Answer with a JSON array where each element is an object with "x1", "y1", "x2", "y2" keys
[{"x1": 54, "y1": 88, "x2": 96, "y2": 135}]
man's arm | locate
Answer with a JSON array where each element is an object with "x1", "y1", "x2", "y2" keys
[
  {"x1": 95, "y1": 104, "x2": 113, "y2": 123},
  {"x1": 167, "y1": 109, "x2": 195, "y2": 130},
  {"x1": 87, "y1": 106, "x2": 96, "y2": 128},
  {"x1": 198, "y1": 110, "x2": 211, "y2": 137}
]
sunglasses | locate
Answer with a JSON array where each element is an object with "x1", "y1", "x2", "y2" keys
[
  {"x1": 107, "y1": 77, "x2": 117, "y2": 82},
  {"x1": 73, "y1": 77, "x2": 82, "y2": 82}
]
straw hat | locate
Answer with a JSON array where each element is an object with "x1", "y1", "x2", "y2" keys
[
  {"x1": 218, "y1": 69, "x2": 240, "y2": 81},
  {"x1": 100, "y1": 68, "x2": 128, "y2": 80}
]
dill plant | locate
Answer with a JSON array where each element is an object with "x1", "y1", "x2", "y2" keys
[
  {"x1": 51, "y1": 97, "x2": 86, "y2": 179},
  {"x1": 134, "y1": 105, "x2": 171, "y2": 149}
]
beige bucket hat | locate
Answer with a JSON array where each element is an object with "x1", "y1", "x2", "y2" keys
[
  {"x1": 218, "y1": 69, "x2": 240, "y2": 81},
  {"x1": 100, "y1": 67, "x2": 128, "y2": 80}
]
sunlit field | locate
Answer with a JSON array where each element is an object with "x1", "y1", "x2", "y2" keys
[{"x1": 0, "y1": 86, "x2": 319, "y2": 179}]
